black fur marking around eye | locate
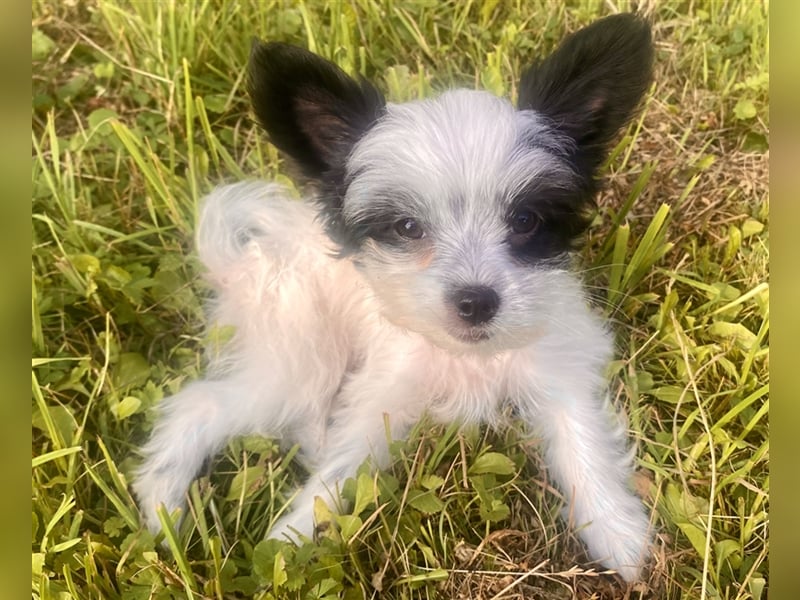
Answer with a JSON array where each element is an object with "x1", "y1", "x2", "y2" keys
[{"x1": 506, "y1": 182, "x2": 594, "y2": 262}]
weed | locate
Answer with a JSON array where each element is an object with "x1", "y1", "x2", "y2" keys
[{"x1": 32, "y1": 1, "x2": 768, "y2": 598}]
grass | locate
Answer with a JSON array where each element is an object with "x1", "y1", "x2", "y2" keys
[{"x1": 32, "y1": 1, "x2": 769, "y2": 598}]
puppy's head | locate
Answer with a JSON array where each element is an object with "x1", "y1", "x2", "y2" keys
[{"x1": 249, "y1": 14, "x2": 653, "y2": 353}]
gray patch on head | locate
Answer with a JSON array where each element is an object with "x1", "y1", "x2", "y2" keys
[{"x1": 343, "y1": 90, "x2": 577, "y2": 234}]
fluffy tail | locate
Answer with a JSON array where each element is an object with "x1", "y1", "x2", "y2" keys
[{"x1": 195, "y1": 181, "x2": 323, "y2": 289}]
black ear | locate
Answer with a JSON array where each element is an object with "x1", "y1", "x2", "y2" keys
[
  {"x1": 518, "y1": 14, "x2": 653, "y2": 171},
  {"x1": 248, "y1": 41, "x2": 386, "y2": 180}
]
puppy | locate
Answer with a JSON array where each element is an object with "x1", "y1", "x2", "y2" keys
[{"x1": 134, "y1": 13, "x2": 654, "y2": 581}]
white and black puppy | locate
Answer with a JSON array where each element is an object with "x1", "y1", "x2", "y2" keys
[{"x1": 134, "y1": 13, "x2": 654, "y2": 581}]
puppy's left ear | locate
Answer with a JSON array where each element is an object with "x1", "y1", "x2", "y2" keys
[
  {"x1": 518, "y1": 14, "x2": 653, "y2": 171},
  {"x1": 248, "y1": 41, "x2": 386, "y2": 180}
]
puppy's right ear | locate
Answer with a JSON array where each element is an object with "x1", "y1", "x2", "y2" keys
[{"x1": 248, "y1": 41, "x2": 386, "y2": 180}]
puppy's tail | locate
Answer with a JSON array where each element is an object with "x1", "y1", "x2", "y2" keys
[{"x1": 196, "y1": 181, "x2": 323, "y2": 289}]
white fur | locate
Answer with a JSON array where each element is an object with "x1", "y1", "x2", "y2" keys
[{"x1": 134, "y1": 91, "x2": 651, "y2": 582}]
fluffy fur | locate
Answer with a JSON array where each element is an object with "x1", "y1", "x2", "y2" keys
[{"x1": 134, "y1": 13, "x2": 655, "y2": 581}]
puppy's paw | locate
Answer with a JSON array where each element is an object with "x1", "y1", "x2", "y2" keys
[
  {"x1": 132, "y1": 464, "x2": 187, "y2": 535},
  {"x1": 268, "y1": 508, "x2": 316, "y2": 544},
  {"x1": 579, "y1": 494, "x2": 651, "y2": 582}
]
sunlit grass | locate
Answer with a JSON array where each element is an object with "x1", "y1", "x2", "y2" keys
[{"x1": 32, "y1": 1, "x2": 768, "y2": 598}]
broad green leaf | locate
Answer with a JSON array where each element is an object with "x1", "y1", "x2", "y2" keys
[
  {"x1": 468, "y1": 452, "x2": 516, "y2": 476},
  {"x1": 352, "y1": 472, "x2": 375, "y2": 516},
  {"x1": 202, "y1": 94, "x2": 228, "y2": 113},
  {"x1": 708, "y1": 321, "x2": 757, "y2": 350},
  {"x1": 676, "y1": 521, "x2": 707, "y2": 559},
  {"x1": 225, "y1": 464, "x2": 266, "y2": 501},
  {"x1": 113, "y1": 353, "x2": 151, "y2": 388},
  {"x1": 93, "y1": 61, "x2": 115, "y2": 79},
  {"x1": 336, "y1": 514, "x2": 363, "y2": 540},
  {"x1": 252, "y1": 539, "x2": 284, "y2": 583},
  {"x1": 479, "y1": 498, "x2": 510, "y2": 522},
  {"x1": 734, "y1": 98, "x2": 757, "y2": 120},
  {"x1": 70, "y1": 253, "x2": 101, "y2": 274},
  {"x1": 32, "y1": 404, "x2": 76, "y2": 445},
  {"x1": 406, "y1": 489, "x2": 444, "y2": 514},
  {"x1": 750, "y1": 577, "x2": 766, "y2": 600},
  {"x1": 32, "y1": 29, "x2": 56, "y2": 60},
  {"x1": 111, "y1": 396, "x2": 142, "y2": 421},
  {"x1": 88, "y1": 108, "x2": 119, "y2": 132},
  {"x1": 420, "y1": 474, "x2": 445, "y2": 490},
  {"x1": 742, "y1": 218, "x2": 764, "y2": 238}
]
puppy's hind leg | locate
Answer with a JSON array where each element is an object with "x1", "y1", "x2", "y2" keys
[{"x1": 133, "y1": 377, "x2": 295, "y2": 535}]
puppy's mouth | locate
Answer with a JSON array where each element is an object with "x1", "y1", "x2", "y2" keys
[{"x1": 450, "y1": 328, "x2": 492, "y2": 343}]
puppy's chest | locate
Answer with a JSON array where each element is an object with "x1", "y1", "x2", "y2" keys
[{"x1": 418, "y1": 350, "x2": 514, "y2": 424}]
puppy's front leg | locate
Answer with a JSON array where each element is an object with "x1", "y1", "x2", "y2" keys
[
  {"x1": 538, "y1": 391, "x2": 650, "y2": 581},
  {"x1": 269, "y1": 366, "x2": 425, "y2": 541},
  {"x1": 514, "y1": 326, "x2": 650, "y2": 581}
]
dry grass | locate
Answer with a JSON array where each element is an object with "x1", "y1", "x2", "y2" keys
[{"x1": 32, "y1": 1, "x2": 768, "y2": 598}]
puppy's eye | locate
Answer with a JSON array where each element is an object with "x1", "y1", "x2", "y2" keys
[
  {"x1": 510, "y1": 209, "x2": 539, "y2": 234},
  {"x1": 394, "y1": 218, "x2": 424, "y2": 239}
]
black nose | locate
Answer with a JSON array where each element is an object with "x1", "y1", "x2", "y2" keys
[{"x1": 453, "y1": 286, "x2": 500, "y2": 325}]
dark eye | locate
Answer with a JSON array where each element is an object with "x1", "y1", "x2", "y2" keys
[
  {"x1": 393, "y1": 218, "x2": 424, "y2": 239},
  {"x1": 510, "y1": 209, "x2": 539, "y2": 234}
]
